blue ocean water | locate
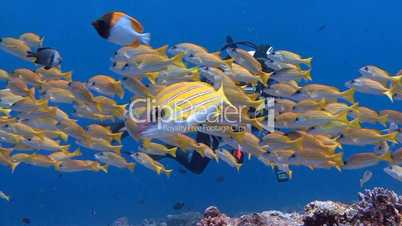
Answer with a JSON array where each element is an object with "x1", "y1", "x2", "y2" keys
[{"x1": 0, "y1": 0, "x2": 401, "y2": 225}]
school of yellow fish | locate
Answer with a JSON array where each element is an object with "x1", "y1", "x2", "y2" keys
[{"x1": 0, "y1": 30, "x2": 401, "y2": 189}]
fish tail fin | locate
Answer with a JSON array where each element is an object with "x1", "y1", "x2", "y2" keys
[
  {"x1": 290, "y1": 137, "x2": 304, "y2": 151},
  {"x1": 164, "y1": 169, "x2": 173, "y2": 177},
  {"x1": 63, "y1": 71, "x2": 73, "y2": 81},
  {"x1": 348, "y1": 118, "x2": 361, "y2": 128},
  {"x1": 217, "y1": 82, "x2": 235, "y2": 108},
  {"x1": 127, "y1": 163, "x2": 136, "y2": 172},
  {"x1": 100, "y1": 164, "x2": 109, "y2": 173},
  {"x1": 254, "y1": 99, "x2": 265, "y2": 112},
  {"x1": 258, "y1": 72, "x2": 271, "y2": 86},
  {"x1": 331, "y1": 152, "x2": 344, "y2": 169},
  {"x1": 112, "y1": 145, "x2": 122, "y2": 155},
  {"x1": 61, "y1": 145, "x2": 70, "y2": 152},
  {"x1": 37, "y1": 98, "x2": 48, "y2": 109},
  {"x1": 303, "y1": 69, "x2": 313, "y2": 80},
  {"x1": 223, "y1": 58, "x2": 234, "y2": 68},
  {"x1": 112, "y1": 132, "x2": 123, "y2": 144},
  {"x1": 383, "y1": 90, "x2": 394, "y2": 102},
  {"x1": 303, "y1": 57, "x2": 313, "y2": 67},
  {"x1": 380, "y1": 150, "x2": 393, "y2": 163},
  {"x1": 54, "y1": 161, "x2": 62, "y2": 171},
  {"x1": 156, "y1": 44, "x2": 168, "y2": 57},
  {"x1": 139, "y1": 33, "x2": 151, "y2": 45},
  {"x1": 377, "y1": 114, "x2": 388, "y2": 127},
  {"x1": 113, "y1": 82, "x2": 125, "y2": 99},
  {"x1": 145, "y1": 72, "x2": 159, "y2": 85},
  {"x1": 35, "y1": 131, "x2": 46, "y2": 140},
  {"x1": 335, "y1": 110, "x2": 349, "y2": 124},
  {"x1": 58, "y1": 131, "x2": 69, "y2": 142},
  {"x1": 341, "y1": 88, "x2": 355, "y2": 103},
  {"x1": 168, "y1": 147, "x2": 177, "y2": 158},
  {"x1": 349, "y1": 102, "x2": 360, "y2": 113},
  {"x1": 11, "y1": 161, "x2": 20, "y2": 174},
  {"x1": 382, "y1": 131, "x2": 398, "y2": 144},
  {"x1": 28, "y1": 87, "x2": 35, "y2": 99},
  {"x1": 112, "y1": 105, "x2": 127, "y2": 118},
  {"x1": 171, "y1": 52, "x2": 186, "y2": 68},
  {"x1": 72, "y1": 147, "x2": 81, "y2": 157},
  {"x1": 190, "y1": 67, "x2": 201, "y2": 81}
]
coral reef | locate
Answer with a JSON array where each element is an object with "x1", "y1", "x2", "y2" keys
[{"x1": 135, "y1": 187, "x2": 401, "y2": 226}]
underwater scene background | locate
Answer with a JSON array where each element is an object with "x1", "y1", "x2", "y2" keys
[{"x1": 0, "y1": 0, "x2": 401, "y2": 225}]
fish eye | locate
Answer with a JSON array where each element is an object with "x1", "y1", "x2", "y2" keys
[
  {"x1": 122, "y1": 77, "x2": 128, "y2": 81},
  {"x1": 91, "y1": 82, "x2": 96, "y2": 86},
  {"x1": 112, "y1": 62, "x2": 117, "y2": 67},
  {"x1": 294, "y1": 90, "x2": 301, "y2": 94},
  {"x1": 290, "y1": 153, "x2": 296, "y2": 158},
  {"x1": 272, "y1": 72, "x2": 276, "y2": 75},
  {"x1": 364, "y1": 66, "x2": 368, "y2": 71},
  {"x1": 4, "y1": 124, "x2": 9, "y2": 128},
  {"x1": 123, "y1": 64, "x2": 129, "y2": 70},
  {"x1": 172, "y1": 46, "x2": 177, "y2": 49},
  {"x1": 188, "y1": 54, "x2": 194, "y2": 58},
  {"x1": 310, "y1": 126, "x2": 316, "y2": 130},
  {"x1": 339, "y1": 134, "x2": 344, "y2": 138},
  {"x1": 27, "y1": 138, "x2": 32, "y2": 141},
  {"x1": 114, "y1": 52, "x2": 118, "y2": 56},
  {"x1": 68, "y1": 82, "x2": 72, "y2": 86},
  {"x1": 295, "y1": 117, "x2": 299, "y2": 122}
]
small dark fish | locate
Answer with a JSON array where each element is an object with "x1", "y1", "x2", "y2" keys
[
  {"x1": 216, "y1": 176, "x2": 225, "y2": 183},
  {"x1": 173, "y1": 202, "x2": 185, "y2": 210},
  {"x1": 317, "y1": 25, "x2": 327, "y2": 32},
  {"x1": 21, "y1": 217, "x2": 31, "y2": 224},
  {"x1": 27, "y1": 47, "x2": 62, "y2": 69}
]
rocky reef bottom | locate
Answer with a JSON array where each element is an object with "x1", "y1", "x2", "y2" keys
[{"x1": 113, "y1": 187, "x2": 401, "y2": 226}]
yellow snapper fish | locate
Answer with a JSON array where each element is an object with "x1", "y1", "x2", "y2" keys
[
  {"x1": 228, "y1": 130, "x2": 268, "y2": 156},
  {"x1": 112, "y1": 44, "x2": 168, "y2": 62},
  {"x1": 87, "y1": 124, "x2": 123, "y2": 144},
  {"x1": 290, "y1": 131, "x2": 339, "y2": 154},
  {"x1": 131, "y1": 152, "x2": 172, "y2": 176},
  {"x1": 308, "y1": 117, "x2": 361, "y2": 137},
  {"x1": 264, "y1": 82, "x2": 300, "y2": 99},
  {"x1": 7, "y1": 77, "x2": 35, "y2": 98},
  {"x1": 93, "y1": 96, "x2": 127, "y2": 118},
  {"x1": 23, "y1": 136, "x2": 69, "y2": 152},
  {"x1": 222, "y1": 107, "x2": 266, "y2": 131},
  {"x1": 271, "y1": 68, "x2": 312, "y2": 82},
  {"x1": 155, "y1": 133, "x2": 205, "y2": 157},
  {"x1": 13, "y1": 68, "x2": 44, "y2": 87},
  {"x1": 56, "y1": 119, "x2": 92, "y2": 145},
  {"x1": 41, "y1": 87, "x2": 76, "y2": 104},
  {"x1": 39, "y1": 79, "x2": 69, "y2": 91},
  {"x1": 350, "y1": 106, "x2": 388, "y2": 126},
  {"x1": 48, "y1": 148, "x2": 81, "y2": 161},
  {"x1": 123, "y1": 53, "x2": 185, "y2": 74},
  {"x1": 323, "y1": 102, "x2": 359, "y2": 115},
  {"x1": 359, "y1": 65, "x2": 402, "y2": 87},
  {"x1": 293, "y1": 99, "x2": 327, "y2": 113},
  {"x1": 339, "y1": 128, "x2": 398, "y2": 146},
  {"x1": 197, "y1": 143, "x2": 219, "y2": 161},
  {"x1": 11, "y1": 97, "x2": 48, "y2": 112},
  {"x1": 168, "y1": 43, "x2": 208, "y2": 56},
  {"x1": 139, "y1": 139, "x2": 177, "y2": 157},
  {"x1": 13, "y1": 153, "x2": 61, "y2": 169},
  {"x1": 261, "y1": 131, "x2": 303, "y2": 150},
  {"x1": 225, "y1": 47, "x2": 271, "y2": 80},
  {"x1": 274, "y1": 98, "x2": 296, "y2": 114},
  {"x1": 76, "y1": 137, "x2": 122, "y2": 154},
  {"x1": 380, "y1": 110, "x2": 402, "y2": 125},
  {"x1": 0, "y1": 121, "x2": 46, "y2": 140},
  {"x1": 224, "y1": 63, "x2": 269, "y2": 86},
  {"x1": 185, "y1": 51, "x2": 232, "y2": 69},
  {"x1": 41, "y1": 129, "x2": 68, "y2": 142},
  {"x1": 289, "y1": 150, "x2": 344, "y2": 170},
  {"x1": 21, "y1": 116, "x2": 58, "y2": 130},
  {"x1": 345, "y1": 77, "x2": 394, "y2": 101},
  {"x1": 292, "y1": 110, "x2": 349, "y2": 129},
  {"x1": 19, "y1": 32, "x2": 44, "y2": 49},
  {"x1": 57, "y1": 159, "x2": 108, "y2": 173},
  {"x1": 95, "y1": 152, "x2": 135, "y2": 171},
  {"x1": 35, "y1": 67, "x2": 72, "y2": 81},
  {"x1": 0, "y1": 147, "x2": 20, "y2": 173},
  {"x1": 0, "y1": 191, "x2": 10, "y2": 202},
  {"x1": 342, "y1": 151, "x2": 392, "y2": 170},
  {"x1": 121, "y1": 76, "x2": 155, "y2": 98},
  {"x1": 0, "y1": 89, "x2": 24, "y2": 108},
  {"x1": 217, "y1": 148, "x2": 242, "y2": 171},
  {"x1": 296, "y1": 84, "x2": 355, "y2": 103},
  {"x1": 274, "y1": 112, "x2": 299, "y2": 129},
  {"x1": 154, "y1": 66, "x2": 200, "y2": 85},
  {"x1": 267, "y1": 50, "x2": 312, "y2": 67},
  {"x1": 72, "y1": 103, "x2": 115, "y2": 122},
  {"x1": 384, "y1": 165, "x2": 402, "y2": 182},
  {"x1": 67, "y1": 81, "x2": 99, "y2": 108},
  {"x1": 0, "y1": 37, "x2": 34, "y2": 61},
  {"x1": 263, "y1": 58, "x2": 300, "y2": 71},
  {"x1": 87, "y1": 75, "x2": 125, "y2": 98},
  {"x1": 0, "y1": 69, "x2": 10, "y2": 81}
]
